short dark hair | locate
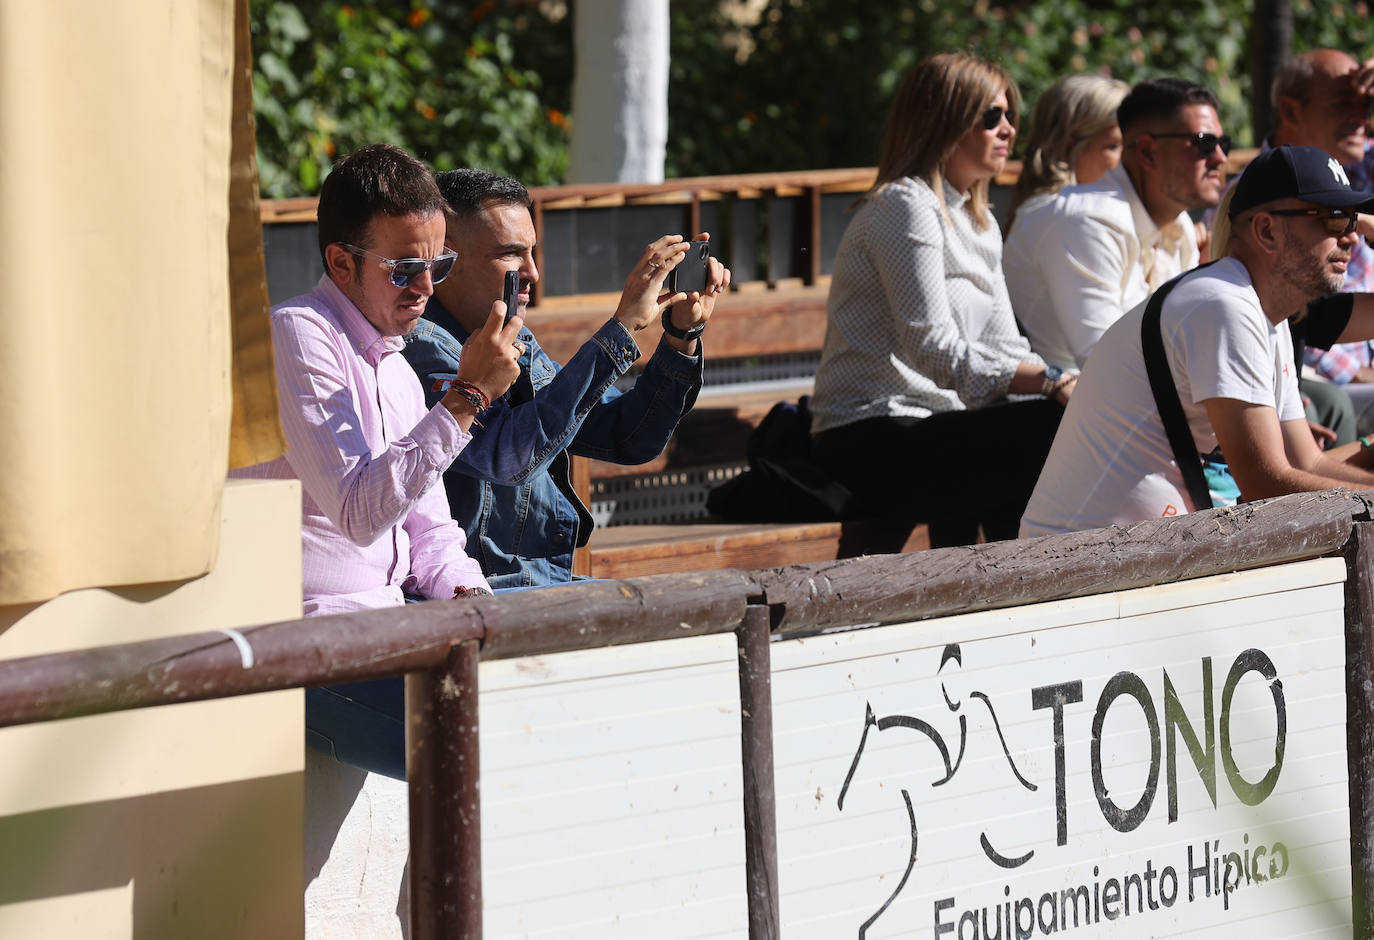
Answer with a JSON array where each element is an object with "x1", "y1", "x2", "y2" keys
[
  {"x1": 316, "y1": 144, "x2": 448, "y2": 265},
  {"x1": 1116, "y1": 78, "x2": 1221, "y2": 137},
  {"x1": 434, "y1": 168, "x2": 532, "y2": 223}
]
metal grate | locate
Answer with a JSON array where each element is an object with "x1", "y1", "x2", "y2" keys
[
  {"x1": 594, "y1": 351, "x2": 820, "y2": 527},
  {"x1": 703, "y1": 351, "x2": 821, "y2": 387},
  {"x1": 591, "y1": 463, "x2": 746, "y2": 526},
  {"x1": 614, "y1": 351, "x2": 821, "y2": 393}
]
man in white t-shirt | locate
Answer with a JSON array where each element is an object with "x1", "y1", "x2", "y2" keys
[
  {"x1": 1021, "y1": 145, "x2": 1374, "y2": 537},
  {"x1": 1004, "y1": 79, "x2": 1225, "y2": 370}
]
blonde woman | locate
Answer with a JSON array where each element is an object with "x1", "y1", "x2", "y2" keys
[
  {"x1": 1005, "y1": 73, "x2": 1129, "y2": 230},
  {"x1": 810, "y1": 53, "x2": 1074, "y2": 546}
]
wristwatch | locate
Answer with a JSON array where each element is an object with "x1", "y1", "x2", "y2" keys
[
  {"x1": 1040, "y1": 365, "x2": 1064, "y2": 397},
  {"x1": 661, "y1": 307, "x2": 706, "y2": 342}
]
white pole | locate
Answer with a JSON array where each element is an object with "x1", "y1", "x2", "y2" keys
[{"x1": 566, "y1": 0, "x2": 669, "y2": 184}]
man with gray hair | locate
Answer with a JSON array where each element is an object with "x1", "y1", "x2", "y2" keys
[{"x1": 1263, "y1": 50, "x2": 1374, "y2": 439}]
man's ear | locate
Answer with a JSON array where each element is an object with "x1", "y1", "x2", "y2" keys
[
  {"x1": 1134, "y1": 133, "x2": 1159, "y2": 171},
  {"x1": 1276, "y1": 95, "x2": 1303, "y2": 132},
  {"x1": 442, "y1": 224, "x2": 464, "y2": 258},
  {"x1": 325, "y1": 243, "x2": 358, "y2": 285},
  {"x1": 1249, "y1": 211, "x2": 1282, "y2": 256}
]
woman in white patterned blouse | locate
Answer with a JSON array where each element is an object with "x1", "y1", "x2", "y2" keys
[{"x1": 810, "y1": 52, "x2": 1075, "y2": 545}]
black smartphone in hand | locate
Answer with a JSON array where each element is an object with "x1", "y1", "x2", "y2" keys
[
  {"x1": 502, "y1": 270, "x2": 520, "y2": 324},
  {"x1": 667, "y1": 240, "x2": 711, "y2": 294}
]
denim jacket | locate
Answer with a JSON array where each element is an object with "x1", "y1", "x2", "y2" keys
[{"x1": 402, "y1": 298, "x2": 703, "y2": 588}]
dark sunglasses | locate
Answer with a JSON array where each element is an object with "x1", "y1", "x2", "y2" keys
[
  {"x1": 342, "y1": 244, "x2": 458, "y2": 287},
  {"x1": 1150, "y1": 131, "x2": 1233, "y2": 159},
  {"x1": 981, "y1": 105, "x2": 1015, "y2": 130},
  {"x1": 1266, "y1": 206, "x2": 1360, "y2": 237}
]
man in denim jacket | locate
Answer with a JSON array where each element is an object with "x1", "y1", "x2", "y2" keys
[{"x1": 402, "y1": 170, "x2": 730, "y2": 587}]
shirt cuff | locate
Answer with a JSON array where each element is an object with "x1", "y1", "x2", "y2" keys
[
  {"x1": 415, "y1": 401, "x2": 473, "y2": 471},
  {"x1": 651, "y1": 332, "x2": 706, "y2": 377},
  {"x1": 1001, "y1": 354, "x2": 1039, "y2": 398},
  {"x1": 593, "y1": 319, "x2": 643, "y2": 373}
]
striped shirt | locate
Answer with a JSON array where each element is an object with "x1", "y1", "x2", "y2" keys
[{"x1": 232, "y1": 276, "x2": 488, "y2": 615}]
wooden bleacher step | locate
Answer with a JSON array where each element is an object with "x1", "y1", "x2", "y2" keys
[{"x1": 586, "y1": 520, "x2": 931, "y2": 579}]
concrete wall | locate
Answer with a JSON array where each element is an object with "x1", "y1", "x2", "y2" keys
[{"x1": 0, "y1": 478, "x2": 305, "y2": 939}]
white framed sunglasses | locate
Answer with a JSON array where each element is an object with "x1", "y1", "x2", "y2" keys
[{"x1": 341, "y1": 244, "x2": 458, "y2": 287}]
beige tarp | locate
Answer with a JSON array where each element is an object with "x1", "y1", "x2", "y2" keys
[{"x1": 0, "y1": 0, "x2": 283, "y2": 604}]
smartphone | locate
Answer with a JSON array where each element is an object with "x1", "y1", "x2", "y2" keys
[
  {"x1": 667, "y1": 240, "x2": 711, "y2": 294},
  {"x1": 502, "y1": 269, "x2": 520, "y2": 324}
]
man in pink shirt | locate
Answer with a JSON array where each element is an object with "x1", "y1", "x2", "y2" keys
[{"x1": 234, "y1": 144, "x2": 521, "y2": 775}]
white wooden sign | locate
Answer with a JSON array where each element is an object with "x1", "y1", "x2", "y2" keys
[
  {"x1": 773, "y1": 558, "x2": 1351, "y2": 938},
  {"x1": 479, "y1": 633, "x2": 747, "y2": 938}
]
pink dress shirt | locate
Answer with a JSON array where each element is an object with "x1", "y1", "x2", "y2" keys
[{"x1": 233, "y1": 276, "x2": 490, "y2": 615}]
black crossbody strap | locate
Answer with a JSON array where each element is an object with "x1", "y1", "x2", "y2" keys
[{"x1": 1140, "y1": 262, "x2": 1218, "y2": 513}]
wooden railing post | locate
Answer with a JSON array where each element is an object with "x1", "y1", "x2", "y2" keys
[
  {"x1": 1345, "y1": 521, "x2": 1374, "y2": 938},
  {"x1": 407, "y1": 639, "x2": 482, "y2": 940},
  {"x1": 803, "y1": 184, "x2": 821, "y2": 286},
  {"x1": 737, "y1": 603, "x2": 780, "y2": 938}
]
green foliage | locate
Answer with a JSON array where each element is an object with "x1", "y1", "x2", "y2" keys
[
  {"x1": 665, "y1": 0, "x2": 1256, "y2": 177},
  {"x1": 250, "y1": 0, "x2": 572, "y2": 197},
  {"x1": 1293, "y1": 0, "x2": 1373, "y2": 56},
  {"x1": 250, "y1": 1, "x2": 1374, "y2": 193}
]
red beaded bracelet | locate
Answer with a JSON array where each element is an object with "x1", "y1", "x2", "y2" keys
[{"x1": 450, "y1": 379, "x2": 491, "y2": 411}]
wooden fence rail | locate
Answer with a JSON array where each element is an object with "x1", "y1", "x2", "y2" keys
[{"x1": 0, "y1": 488, "x2": 1365, "y2": 938}]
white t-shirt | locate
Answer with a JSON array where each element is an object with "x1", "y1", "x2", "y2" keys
[
  {"x1": 1003, "y1": 164, "x2": 1199, "y2": 371},
  {"x1": 1019, "y1": 258, "x2": 1304, "y2": 537}
]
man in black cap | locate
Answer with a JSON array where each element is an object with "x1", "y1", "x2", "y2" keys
[{"x1": 1021, "y1": 145, "x2": 1374, "y2": 537}]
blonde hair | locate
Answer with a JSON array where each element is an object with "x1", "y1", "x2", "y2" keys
[
  {"x1": 1211, "y1": 184, "x2": 1236, "y2": 259},
  {"x1": 872, "y1": 52, "x2": 1021, "y2": 231},
  {"x1": 1006, "y1": 74, "x2": 1128, "y2": 227}
]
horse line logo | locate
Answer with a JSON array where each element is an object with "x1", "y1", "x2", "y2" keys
[{"x1": 836, "y1": 643, "x2": 1037, "y2": 938}]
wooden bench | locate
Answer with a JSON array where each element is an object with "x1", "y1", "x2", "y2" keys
[
  {"x1": 585, "y1": 520, "x2": 932, "y2": 580},
  {"x1": 530, "y1": 280, "x2": 830, "y2": 366}
]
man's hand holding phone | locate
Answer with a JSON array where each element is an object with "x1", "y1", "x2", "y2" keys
[
  {"x1": 613, "y1": 235, "x2": 691, "y2": 333},
  {"x1": 663, "y1": 233, "x2": 730, "y2": 355},
  {"x1": 440, "y1": 301, "x2": 524, "y2": 430},
  {"x1": 612, "y1": 233, "x2": 730, "y2": 355}
]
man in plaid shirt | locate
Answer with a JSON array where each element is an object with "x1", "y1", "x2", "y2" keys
[
  {"x1": 1274, "y1": 53, "x2": 1374, "y2": 405},
  {"x1": 1311, "y1": 134, "x2": 1374, "y2": 381}
]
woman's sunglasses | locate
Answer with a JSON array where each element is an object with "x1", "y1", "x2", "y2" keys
[
  {"x1": 342, "y1": 244, "x2": 458, "y2": 287},
  {"x1": 1266, "y1": 206, "x2": 1360, "y2": 237},
  {"x1": 1149, "y1": 132, "x2": 1233, "y2": 159},
  {"x1": 981, "y1": 105, "x2": 1015, "y2": 130}
]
